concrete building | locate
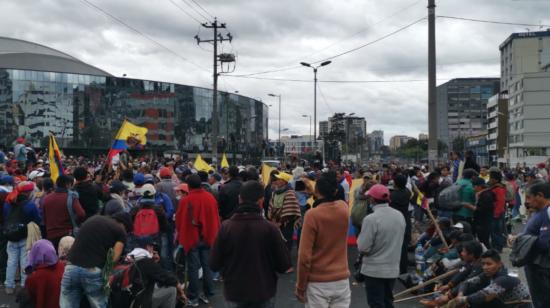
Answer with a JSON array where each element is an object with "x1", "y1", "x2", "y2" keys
[
  {"x1": 437, "y1": 78, "x2": 500, "y2": 149},
  {"x1": 507, "y1": 72, "x2": 550, "y2": 166},
  {"x1": 368, "y1": 130, "x2": 384, "y2": 154},
  {"x1": 280, "y1": 135, "x2": 321, "y2": 156},
  {"x1": 418, "y1": 133, "x2": 428, "y2": 141},
  {"x1": 487, "y1": 93, "x2": 509, "y2": 165},
  {"x1": 327, "y1": 114, "x2": 367, "y2": 155},
  {"x1": 465, "y1": 134, "x2": 489, "y2": 167},
  {"x1": 389, "y1": 135, "x2": 412, "y2": 151},
  {"x1": 319, "y1": 120, "x2": 329, "y2": 138}
]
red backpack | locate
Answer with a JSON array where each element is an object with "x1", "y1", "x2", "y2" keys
[{"x1": 133, "y1": 208, "x2": 160, "y2": 237}]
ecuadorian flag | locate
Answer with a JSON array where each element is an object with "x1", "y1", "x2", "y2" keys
[
  {"x1": 107, "y1": 120, "x2": 148, "y2": 165},
  {"x1": 48, "y1": 134, "x2": 64, "y2": 182}
]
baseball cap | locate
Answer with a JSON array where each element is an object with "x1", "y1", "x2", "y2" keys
[
  {"x1": 133, "y1": 173, "x2": 145, "y2": 186},
  {"x1": 0, "y1": 175, "x2": 14, "y2": 186},
  {"x1": 141, "y1": 184, "x2": 156, "y2": 200},
  {"x1": 17, "y1": 181, "x2": 35, "y2": 193},
  {"x1": 274, "y1": 172, "x2": 292, "y2": 183},
  {"x1": 174, "y1": 183, "x2": 189, "y2": 193},
  {"x1": 28, "y1": 169, "x2": 45, "y2": 181},
  {"x1": 159, "y1": 167, "x2": 172, "y2": 178},
  {"x1": 365, "y1": 184, "x2": 390, "y2": 201},
  {"x1": 453, "y1": 222, "x2": 464, "y2": 230},
  {"x1": 110, "y1": 180, "x2": 127, "y2": 194}
]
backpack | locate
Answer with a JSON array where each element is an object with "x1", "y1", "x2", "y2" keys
[
  {"x1": 3, "y1": 202, "x2": 28, "y2": 242},
  {"x1": 133, "y1": 208, "x2": 160, "y2": 237},
  {"x1": 437, "y1": 183, "x2": 463, "y2": 211},
  {"x1": 66, "y1": 190, "x2": 80, "y2": 237},
  {"x1": 108, "y1": 261, "x2": 144, "y2": 308}
]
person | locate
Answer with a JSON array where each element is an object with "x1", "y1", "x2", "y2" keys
[
  {"x1": 295, "y1": 173, "x2": 351, "y2": 307},
  {"x1": 73, "y1": 167, "x2": 104, "y2": 220},
  {"x1": 155, "y1": 166, "x2": 178, "y2": 210},
  {"x1": 439, "y1": 166, "x2": 453, "y2": 187},
  {"x1": 351, "y1": 174, "x2": 375, "y2": 233},
  {"x1": 463, "y1": 151, "x2": 480, "y2": 173},
  {"x1": 479, "y1": 166, "x2": 490, "y2": 183},
  {"x1": 3, "y1": 181, "x2": 41, "y2": 295},
  {"x1": 197, "y1": 171, "x2": 213, "y2": 194},
  {"x1": 42, "y1": 175, "x2": 86, "y2": 250},
  {"x1": 173, "y1": 183, "x2": 189, "y2": 202},
  {"x1": 471, "y1": 178, "x2": 494, "y2": 249},
  {"x1": 24, "y1": 239, "x2": 65, "y2": 308},
  {"x1": 13, "y1": 137, "x2": 27, "y2": 170},
  {"x1": 102, "y1": 180, "x2": 130, "y2": 215},
  {"x1": 0, "y1": 175, "x2": 14, "y2": 286},
  {"x1": 57, "y1": 236, "x2": 75, "y2": 262},
  {"x1": 175, "y1": 174, "x2": 220, "y2": 307},
  {"x1": 60, "y1": 213, "x2": 131, "y2": 307},
  {"x1": 451, "y1": 249, "x2": 531, "y2": 308},
  {"x1": 505, "y1": 173, "x2": 521, "y2": 221},
  {"x1": 390, "y1": 174, "x2": 412, "y2": 275},
  {"x1": 358, "y1": 184, "x2": 405, "y2": 308},
  {"x1": 335, "y1": 169, "x2": 350, "y2": 202},
  {"x1": 121, "y1": 237, "x2": 184, "y2": 308},
  {"x1": 453, "y1": 169, "x2": 477, "y2": 224},
  {"x1": 268, "y1": 172, "x2": 301, "y2": 263},
  {"x1": 218, "y1": 166, "x2": 242, "y2": 220},
  {"x1": 450, "y1": 152, "x2": 464, "y2": 183},
  {"x1": 210, "y1": 181, "x2": 291, "y2": 308},
  {"x1": 522, "y1": 182, "x2": 550, "y2": 308},
  {"x1": 208, "y1": 173, "x2": 222, "y2": 200},
  {"x1": 488, "y1": 171, "x2": 507, "y2": 253}
]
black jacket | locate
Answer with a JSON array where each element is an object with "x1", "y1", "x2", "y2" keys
[
  {"x1": 74, "y1": 181, "x2": 104, "y2": 219},
  {"x1": 131, "y1": 257, "x2": 178, "y2": 308},
  {"x1": 209, "y1": 204, "x2": 291, "y2": 302},
  {"x1": 218, "y1": 178, "x2": 242, "y2": 220},
  {"x1": 474, "y1": 189, "x2": 494, "y2": 223}
]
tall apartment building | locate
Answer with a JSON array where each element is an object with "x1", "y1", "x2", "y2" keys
[
  {"x1": 319, "y1": 120, "x2": 329, "y2": 138},
  {"x1": 436, "y1": 78, "x2": 500, "y2": 149},
  {"x1": 389, "y1": 135, "x2": 412, "y2": 151},
  {"x1": 327, "y1": 114, "x2": 367, "y2": 154},
  {"x1": 498, "y1": 30, "x2": 550, "y2": 166},
  {"x1": 418, "y1": 133, "x2": 428, "y2": 141},
  {"x1": 368, "y1": 130, "x2": 384, "y2": 154},
  {"x1": 486, "y1": 93, "x2": 509, "y2": 165}
]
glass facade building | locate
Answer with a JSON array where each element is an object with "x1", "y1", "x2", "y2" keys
[{"x1": 0, "y1": 38, "x2": 268, "y2": 158}]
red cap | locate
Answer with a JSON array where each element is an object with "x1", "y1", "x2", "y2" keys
[
  {"x1": 16, "y1": 137, "x2": 25, "y2": 144},
  {"x1": 17, "y1": 181, "x2": 35, "y2": 193},
  {"x1": 174, "y1": 183, "x2": 189, "y2": 193},
  {"x1": 159, "y1": 167, "x2": 172, "y2": 178},
  {"x1": 537, "y1": 162, "x2": 546, "y2": 168},
  {"x1": 365, "y1": 184, "x2": 390, "y2": 201}
]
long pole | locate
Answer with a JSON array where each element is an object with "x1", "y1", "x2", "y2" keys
[
  {"x1": 278, "y1": 95, "x2": 281, "y2": 146},
  {"x1": 212, "y1": 19, "x2": 219, "y2": 164},
  {"x1": 309, "y1": 116, "x2": 312, "y2": 147},
  {"x1": 428, "y1": 0, "x2": 438, "y2": 168},
  {"x1": 313, "y1": 68, "x2": 318, "y2": 152}
]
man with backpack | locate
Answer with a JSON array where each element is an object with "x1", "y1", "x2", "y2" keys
[
  {"x1": 175, "y1": 174, "x2": 220, "y2": 307},
  {"x1": 42, "y1": 175, "x2": 86, "y2": 250},
  {"x1": 3, "y1": 181, "x2": 41, "y2": 295}
]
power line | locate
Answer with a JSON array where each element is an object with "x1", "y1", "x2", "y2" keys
[
  {"x1": 179, "y1": 0, "x2": 209, "y2": 21},
  {"x1": 311, "y1": 16, "x2": 427, "y2": 64},
  {"x1": 168, "y1": 0, "x2": 204, "y2": 24},
  {"x1": 80, "y1": 0, "x2": 210, "y2": 72},
  {"x1": 224, "y1": 75, "x2": 494, "y2": 83},
  {"x1": 316, "y1": 82, "x2": 334, "y2": 114},
  {"x1": 189, "y1": 0, "x2": 214, "y2": 18},
  {"x1": 438, "y1": 15, "x2": 550, "y2": 28}
]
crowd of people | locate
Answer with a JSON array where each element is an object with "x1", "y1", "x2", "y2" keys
[{"x1": 0, "y1": 143, "x2": 549, "y2": 308}]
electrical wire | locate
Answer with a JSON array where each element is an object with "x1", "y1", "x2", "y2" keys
[
  {"x1": 179, "y1": 0, "x2": 210, "y2": 21},
  {"x1": 169, "y1": 0, "x2": 204, "y2": 24},
  {"x1": 317, "y1": 83, "x2": 334, "y2": 114},
  {"x1": 189, "y1": 0, "x2": 214, "y2": 18},
  {"x1": 224, "y1": 75, "x2": 497, "y2": 83},
  {"x1": 438, "y1": 15, "x2": 550, "y2": 28},
  {"x1": 80, "y1": 0, "x2": 210, "y2": 72}
]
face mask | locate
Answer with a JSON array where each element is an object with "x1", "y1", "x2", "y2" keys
[{"x1": 176, "y1": 195, "x2": 182, "y2": 201}]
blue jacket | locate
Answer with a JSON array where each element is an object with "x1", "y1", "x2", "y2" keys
[
  {"x1": 154, "y1": 192, "x2": 174, "y2": 218},
  {"x1": 524, "y1": 205, "x2": 550, "y2": 253},
  {"x1": 3, "y1": 199, "x2": 41, "y2": 227}
]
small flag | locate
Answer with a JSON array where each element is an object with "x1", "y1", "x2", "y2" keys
[
  {"x1": 261, "y1": 163, "x2": 275, "y2": 187},
  {"x1": 194, "y1": 154, "x2": 213, "y2": 172},
  {"x1": 416, "y1": 190, "x2": 429, "y2": 210},
  {"x1": 107, "y1": 120, "x2": 148, "y2": 165},
  {"x1": 221, "y1": 153, "x2": 229, "y2": 169},
  {"x1": 48, "y1": 134, "x2": 64, "y2": 182}
]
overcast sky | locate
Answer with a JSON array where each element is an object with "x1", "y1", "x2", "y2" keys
[{"x1": 2, "y1": 0, "x2": 550, "y2": 143}]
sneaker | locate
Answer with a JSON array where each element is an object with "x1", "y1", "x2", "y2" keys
[
  {"x1": 199, "y1": 294, "x2": 210, "y2": 304},
  {"x1": 186, "y1": 298, "x2": 199, "y2": 307},
  {"x1": 5, "y1": 287, "x2": 14, "y2": 295}
]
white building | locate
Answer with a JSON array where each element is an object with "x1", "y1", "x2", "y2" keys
[{"x1": 280, "y1": 135, "x2": 323, "y2": 156}]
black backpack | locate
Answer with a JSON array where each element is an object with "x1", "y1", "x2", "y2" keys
[{"x1": 3, "y1": 202, "x2": 27, "y2": 242}]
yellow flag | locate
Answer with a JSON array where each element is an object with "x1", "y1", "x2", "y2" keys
[
  {"x1": 416, "y1": 190, "x2": 424, "y2": 206},
  {"x1": 261, "y1": 163, "x2": 275, "y2": 187},
  {"x1": 221, "y1": 153, "x2": 229, "y2": 168},
  {"x1": 48, "y1": 134, "x2": 64, "y2": 182},
  {"x1": 114, "y1": 120, "x2": 148, "y2": 149},
  {"x1": 194, "y1": 154, "x2": 213, "y2": 172}
]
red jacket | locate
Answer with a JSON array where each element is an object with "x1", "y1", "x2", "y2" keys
[
  {"x1": 25, "y1": 262, "x2": 65, "y2": 308},
  {"x1": 175, "y1": 188, "x2": 220, "y2": 252},
  {"x1": 42, "y1": 190, "x2": 86, "y2": 240},
  {"x1": 491, "y1": 185, "x2": 507, "y2": 218}
]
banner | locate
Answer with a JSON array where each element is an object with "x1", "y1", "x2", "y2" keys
[
  {"x1": 107, "y1": 120, "x2": 148, "y2": 165},
  {"x1": 48, "y1": 134, "x2": 64, "y2": 182}
]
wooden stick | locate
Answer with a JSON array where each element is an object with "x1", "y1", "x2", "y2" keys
[
  {"x1": 504, "y1": 300, "x2": 532, "y2": 305},
  {"x1": 393, "y1": 269, "x2": 459, "y2": 298},
  {"x1": 393, "y1": 291, "x2": 439, "y2": 303},
  {"x1": 426, "y1": 205, "x2": 450, "y2": 249}
]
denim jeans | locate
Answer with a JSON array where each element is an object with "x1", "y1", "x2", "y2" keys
[
  {"x1": 226, "y1": 297, "x2": 276, "y2": 308},
  {"x1": 60, "y1": 264, "x2": 107, "y2": 308},
  {"x1": 490, "y1": 215, "x2": 506, "y2": 252},
  {"x1": 186, "y1": 244, "x2": 214, "y2": 300},
  {"x1": 160, "y1": 233, "x2": 173, "y2": 271},
  {"x1": 5, "y1": 239, "x2": 27, "y2": 288},
  {"x1": 525, "y1": 264, "x2": 550, "y2": 308}
]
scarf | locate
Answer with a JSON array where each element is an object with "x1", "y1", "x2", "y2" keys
[{"x1": 26, "y1": 239, "x2": 58, "y2": 273}]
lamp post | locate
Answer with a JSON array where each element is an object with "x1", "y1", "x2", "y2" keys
[
  {"x1": 301, "y1": 60, "x2": 332, "y2": 152},
  {"x1": 497, "y1": 111, "x2": 510, "y2": 167},
  {"x1": 302, "y1": 114, "x2": 312, "y2": 151},
  {"x1": 268, "y1": 93, "x2": 282, "y2": 148}
]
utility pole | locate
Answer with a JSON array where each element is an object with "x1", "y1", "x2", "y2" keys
[
  {"x1": 195, "y1": 18, "x2": 232, "y2": 165},
  {"x1": 427, "y1": 0, "x2": 438, "y2": 169}
]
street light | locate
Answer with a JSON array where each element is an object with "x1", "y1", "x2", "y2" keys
[
  {"x1": 268, "y1": 93, "x2": 282, "y2": 147},
  {"x1": 301, "y1": 60, "x2": 332, "y2": 151},
  {"x1": 302, "y1": 114, "x2": 312, "y2": 150}
]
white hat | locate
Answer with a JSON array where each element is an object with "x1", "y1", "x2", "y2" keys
[
  {"x1": 453, "y1": 222, "x2": 464, "y2": 229},
  {"x1": 28, "y1": 169, "x2": 45, "y2": 180},
  {"x1": 141, "y1": 184, "x2": 156, "y2": 199}
]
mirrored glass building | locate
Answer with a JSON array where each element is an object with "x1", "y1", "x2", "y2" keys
[{"x1": 0, "y1": 37, "x2": 268, "y2": 158}]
